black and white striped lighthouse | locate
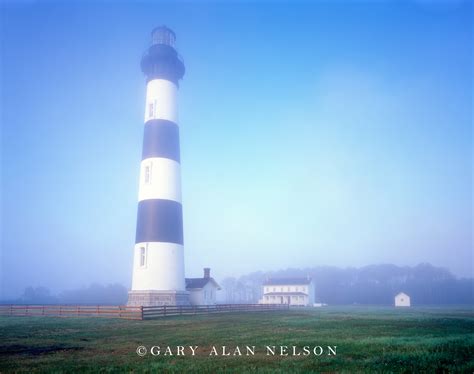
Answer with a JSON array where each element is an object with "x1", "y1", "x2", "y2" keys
[{"x1": 128, "y1": 26, "x2": 189, "y2": 306}]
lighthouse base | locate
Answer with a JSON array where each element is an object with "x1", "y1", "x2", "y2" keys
[{"x1": 127, "y1": 290, "x2": 190, "y2": 307}]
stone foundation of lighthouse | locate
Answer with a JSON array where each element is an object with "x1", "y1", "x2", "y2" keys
[{"x1": 128, "y1": 26, "x2": 189, "y2": 306}]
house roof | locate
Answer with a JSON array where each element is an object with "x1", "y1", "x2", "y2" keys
[
  {"x1": 185, "y1": 277, "x2": 221, "y2": 290},
  {"x1": 263, "y1": 292, "x2": 308, "y2": 296},
  {"x1": 263, "y1": 277, "x2": 312, "y2": 286},
  {"x1": 395, "y1": 292, "x2": 409, "y2": 297}
]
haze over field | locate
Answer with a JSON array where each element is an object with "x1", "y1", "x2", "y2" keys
[
  {"x1": 1, "y1": 1, "x2": 472, "y2": 299},
  {"x1": 8, "y1": 264, "x2": 473, "y2": 306}
]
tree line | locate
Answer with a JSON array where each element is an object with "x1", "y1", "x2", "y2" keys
[
  {"x1": 3, "y1": 283, "x2": 128, "y2": 305},
  {"x1": 220, "y1": 263, "x2": 473, "y2": 305}
]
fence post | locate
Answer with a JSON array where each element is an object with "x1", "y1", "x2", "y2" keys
[
  {"x1": 77, "y1": 306, "x2": 80, "y2": 316},
  {"x1": 59, "y1": 306, "x2": 62, "y2": 316},
  {"x1": 164, "y1": 305, "x2": 167, "y2": 317},
  {"x1": 42, "y1": 305, "x2": 45, "y2": 315},
  {"x1": 140, "y1": 306, "x2": 144, "y2": 320},
  {"x1": 10, "y1": 304, "x2": 12, "y2": 316}
]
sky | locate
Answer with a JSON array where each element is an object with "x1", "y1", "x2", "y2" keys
[{"x1": 1, "y1": 0, "x2": 472, "y2": 298}]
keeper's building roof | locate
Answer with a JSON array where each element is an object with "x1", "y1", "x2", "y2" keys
[{"x1": 263, "y1": 277, "x2": 312, "y2": 286}]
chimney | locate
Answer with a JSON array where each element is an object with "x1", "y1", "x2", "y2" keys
[{"x1": 204, "y1": 268, "x2": 211, "y2": 279}]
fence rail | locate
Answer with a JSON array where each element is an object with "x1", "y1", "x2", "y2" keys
[
  {"x1": 0, "y1": 303, "x2": 289, "y2": 320},
  {"x1": 142, "y1": 303, "x2": 288, "y2": 319},
  {"x1": 0, "y1": 305, "x2": 143, "y2": 320}
]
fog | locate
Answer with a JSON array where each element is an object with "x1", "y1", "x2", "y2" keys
[
  {"x1": 1, "y1": 1, "x2": 472, "y2": 300},
  {"x1": 4, "y1": 264, "x2": 473, "y2": 305}
]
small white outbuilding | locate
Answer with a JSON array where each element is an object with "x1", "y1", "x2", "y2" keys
[
  {"x1": 394, "y1": 292, "x2": 411, "y2": 307},
  {"x1": 185, "y1": 268, "x2": 221, "y2": 306}
]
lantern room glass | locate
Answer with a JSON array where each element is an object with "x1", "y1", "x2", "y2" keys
[{"x1": 151, "y1": 27, "x2": 176, "y2": 48}]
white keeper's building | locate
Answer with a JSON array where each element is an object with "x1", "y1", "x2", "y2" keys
[{"x1": 259, "y1": 277, "x2": 314, "y2": 306}]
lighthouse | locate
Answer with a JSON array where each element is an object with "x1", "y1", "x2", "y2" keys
[{"x1": 128, "y1": 26, "x2": 189, "y2": 306}]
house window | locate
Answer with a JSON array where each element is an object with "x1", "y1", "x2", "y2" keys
[{"x1": 139, "y1": 246, "x2": 147, "y2": 267}]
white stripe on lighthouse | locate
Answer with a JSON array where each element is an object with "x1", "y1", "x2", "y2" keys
[
  {"x1": 144, "y1": 79, "x2": 178, "y2": 123},
  {"x1": 138, "y1": 157, "x2": 181, "y2": 202},
  {"x1": 132, "y1": 242, "x2": 185, "y2": 291}
]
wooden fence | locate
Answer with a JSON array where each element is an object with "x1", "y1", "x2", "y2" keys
[
  {"x1": 0, "y1": 303, "x2": 289, "y2": 320},
  {"x1": 142, "y1": 303, "x2": 289, "y2": 319},
  {"x1": 0, "y1": 305, "x2": 143, "y2": 320}
]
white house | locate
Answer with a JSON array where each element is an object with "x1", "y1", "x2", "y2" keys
[
  {"x1": 259, "y1": 277, "x2": 314, "y2": 306},
  {"x1": 185, "y1": 268, "x2": 221, "y2": 305},
  {"x1": 395, "y1": 292, "x2": 411, "y2": 307}
]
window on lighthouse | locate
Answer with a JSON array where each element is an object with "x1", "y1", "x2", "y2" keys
[
  {"x1": 147, "y1": 99, "x2": 158, "y2": 120},
  {"x1": 144, "y1": 164, "x2": 152, "y2": 184},
  {"x1": 148, "y1": 102, "x2": 154, "y2": 118},
  {"x1": 139, "y1": 246, "x2": 147, "y2": 267}
]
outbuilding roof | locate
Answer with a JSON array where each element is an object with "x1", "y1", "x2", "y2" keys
[
  {"x1": 185, "y1": 277, "x2": 221, "y2": 290},
  {"x1": 395, "y1": 292, "x2": 409, "y2": 298},
  {"x1": 263, "y1": 277, "x2": 312, "y2": 286}
]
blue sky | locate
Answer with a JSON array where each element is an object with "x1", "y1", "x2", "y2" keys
[{"x1": 1, "y1": 0, "x2": 472, "y2": 298}]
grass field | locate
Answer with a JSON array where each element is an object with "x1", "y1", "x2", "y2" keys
[{"x1": 0, "y1": 306, "x2": 473, "y2": 373}]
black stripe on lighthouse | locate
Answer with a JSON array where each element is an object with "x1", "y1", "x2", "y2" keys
[
  {"x1": 135, "y1": 199, "x2": 183, "y2": 244},
  {"x1": 142, "y1": 119, "x2": 180, "y2": 162}
]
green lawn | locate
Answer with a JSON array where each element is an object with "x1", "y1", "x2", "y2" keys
[{"x1": 0, "y1": 306, "x2": 473, "y2": 373}]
